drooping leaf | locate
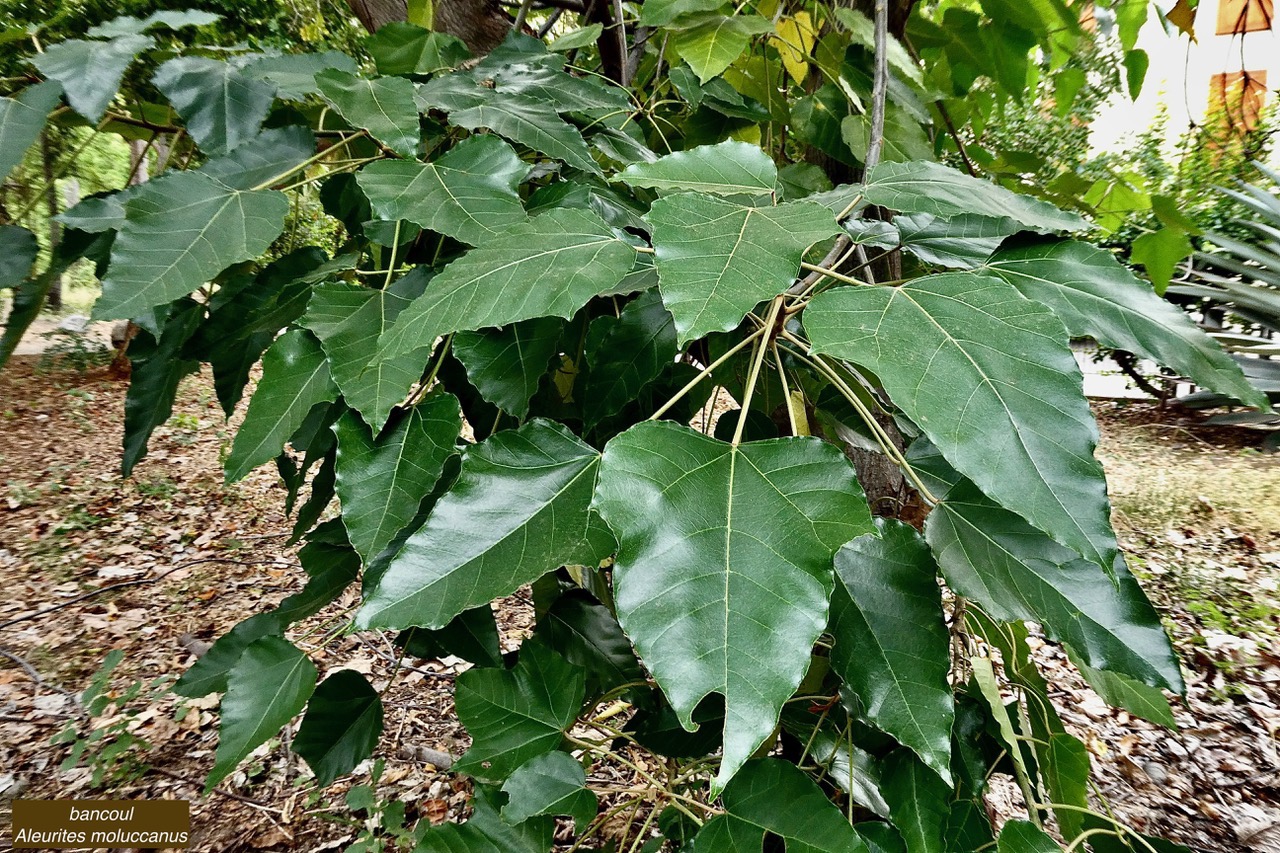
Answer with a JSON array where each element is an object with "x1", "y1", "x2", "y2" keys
[
  {"x1": 225, "y1": 329, "x2": 339, "y2": 482},
  {"x1": 1067, "y1": 647, "x2": 1176, "y2": 729},
  {"x1": 984, "y1": 239, "x2": 1269, "y2": 410},
  {"x1": 891, "y1": 212, "x2": 1016, "y2": 269},
  {"x1": 0, "y1": 226, "x2": 39, "y2": 288},
  {"x1": 87, "y1": 10, "x2": 220, "y2": 38},
  {"x1": 209, "y1": 636, "x2": 317, "y2": 789},
  {"x1": 996, "y1": 820, "x2": 1059, "y2": 853},
  {"x1": 294, "y1": 669, "x2": 384, "y2": 787},
  {"x1": 615, "y1": 140, "x2": 777, "y2": 197},
  {"x1": 397, "y1": 605, "x2": 503, "y2": 668},
  {"x1": 153, "y1": 57, "x2": 276, "y2": 153},
  {"x1": 500, "y1": 751, "x2": 597, "y2": 831},
  {"x1": 415, "y1": 786, "x2": 555, "y2": 853},
  {"x1": 356, "y1": 135, "x2": 529, "y2": 246},
  {"x1": 123, "y1": 298, "x2": 203, "y2": 476},
  {"x1": 583, "y1": 289, "x2": 677, "y2": 428},
  {"x1": 830, "y1": 520, "x2": 954, "y2": 784},
  {"x1": 779, "y1": 710, "x2": 892, "y2": 817},
  {"x1": 278, "y1": 530, "x2": 362, "y2": 624},
  {"x1": 453, "y1": 317, "x2": 563, "y2": 420},
  {"x1": 454, "y1": 640, "x2": 585, "y2": 781},
  {"x1": 32, "y1": 36, "x2": 152, "y2": 122},
  {"x1": 333, "y1": 395, "x2": 460, "y2": 563},
  {"x1": 367, "y1": 23, "x2": 469, "y2": 76},
  {"x1": 537, "y1": 590, "x2": 646, "y2": 695},
  {"x1": 881, "y1": 749, "x2": 949, "y2": 853},
  {"x1": 173, "y1": 612, "x2": 281, "y2": 698},
  {"x1": 374, "y1": 208, "x2": 634, "y2": 372},
  {"x1": 1045, "y1": 733, "x2": 1091, "y2": 840},
  {"x1": 242, "y1": 51, "x2": 359, "y2": 100},
  {"x1": 593, "y1": 421, "x2": 874, "y2": 790},
  {"x1": 669, "y1": 14, "x2": 775, "y2": 84},
  {"x1": 863, "y1": 160, "x2": 1087, "y2": 233},
  {"x1": 93, "y1": 171, "x2": 289, "y2": 320},
  {"x1": 924, "y1": 481, "x2": 1184, "y2": 692},
  {"x1": 688, "y1": 758, "x2": 871, "y2": 852},
  {"x1": 0, "y1": 82, "x2": 62, "y2": 183},
  {"x1": 648, "y1": 194, "x2": 840, "y2": 345},
  {"x1": 357, "y1": 419, "x2": 602, "y2": 631},
  {"x1": 200, "y1": 125, "x2": 317, "y2": 191},
  {"x1": 316, "y1": 69, "x2": 420, "y2": 158},
  {"x1": 299, "y1": 272, "x2": 430, "y2": 428},
  {"x1": 806, "y1": 272, "x2": 1119, "y2": 572}
]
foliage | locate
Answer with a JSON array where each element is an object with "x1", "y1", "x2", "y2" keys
[{"x1": 1, "y1": 3, "x2": 1266, "y2": 851}]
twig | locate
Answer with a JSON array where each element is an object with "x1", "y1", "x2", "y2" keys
[
  {"x1": 0, "y1": 646, "x2": 82, "y2": 703},
  {"x1": 148, "y1": 767, "x2": 285, "y2": 814}
]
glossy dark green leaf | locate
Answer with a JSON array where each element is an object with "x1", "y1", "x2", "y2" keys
[
  {"x1": 0, "y1": 226, "x2": 39, "y2": 288},
  {"x1": 316, "y1": 69, "x2": 420, "y2": 159},
  {"x1": 225, "y1": 329, "x2": 339, "y2": 482},
  {"x1": 863, "y1": 160, "x2": 1086, "y2": 233},
  {"x1": 984, "y1": 239, "x2": 1269, "y2": 410},
  {"x1": 397, "y1": 605, "x2": 503, "y2": 668},
  {"x1": 616, "y1": 140, "x2": 777, "y2": 197},
  {"x1": 173, "y1": 613, "x2": 281, "y2": 698},
  {"x1": 358, "y1": 419, "x2": 602, "y2": 631},
  {"x1": 538, "y1": 590, "x2": 646, "y2": 695},
  {"x1": 32, "y1": 36, "x2": 151, "y2": 122},
  {"x1": 209, "y1": 636, "x2": 317, "y2": 789},
  {"x1": 153, "y1": 57, "x2": 276, "y2": 153},
  {"x1": 454, "y1": 317, "x2": 562, "y2": 420},
  {"x1": 277, "y1": 531, "x2": 362, "y2": 624},
  {"x1": 294, "y1": 669, "x2": 384, "y2": 787},
  {"x1": 123, "y1": 299, "x2": 203, "y2": 476},
  {"x1": 299, "y1": 272, "x2": 429, "y2": 428},
  {"x1": 454, "y1": 640, "x2": 585, "y2": 781},
  {"x1": 881, "y1": 749, "x2": 949, "y2": 853},
  {"x1": 333, "y1": 395, "x2": 461, "y2": 563},
  {"x1": 780, "y1": 710, "x2": 891, "y2": 817},
  {"x1": 793, "y1": 84, "x2": 859, "y2": 168},
  {"x1": 830, "y1": 520, "x2": 953, "y2": 784},
  {"x1": 944, "y1": 800, "x2": 994, "y2": 853},
  {"x1": 200, "y1": 126, "x2": 317, "y2": 191},
  {"x1": 648, "y1": 194, "x2": 840, "y2": 345},
  {"x1": 583, "y1": 289, "x2": 677, "y2": 427},
  {"x1": 1068, "y1": 648, "x2": 1175, "y2": 729},
  {"x1": 368, "y1": 23, "x2": 469, "y2": 75},
  {"x1": 669, "y1": 14, "x2": 775, "y2": 83},
  {"x1": 996, "y1": 820, "x2": 1059, "y2": 853},
  {"x1": 594, "y1": 422, "x2": 874, "y2": 790},
  {"x1": 0, "y1": 81, "x2": 61, "y2": 182},
  {"x1": 806, "y1": 272, "x2": 1118, "y2": 572},
  {"x1": 925, "y1": 481, "x2": 1183, "y2": 692},
  {"x1": 689, "y1": 758, "x2": 871, "y2": 852},
  {"x1": 93, "y1": 172, "x2": 289, "y2": 320},
  {"x1": 242, "y1": 51, "x2": 359, "y2": 100},
  {"x1": 357, "y1": 135, "x2": 528, "y2": 247},
  {"x1": 1045, "y1": 733, "x2": 1090, "y2": 840},
  {"x1": 500, "y1": 751, "x2": 597, "y2": 831},
  {"x1": 414, "y1": 786, "x2": 554, "y2": 853},
  {"x1": 892, "y1": 212, "x2": 1016, "y2": 269}
]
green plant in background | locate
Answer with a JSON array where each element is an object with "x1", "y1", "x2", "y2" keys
[{"x1": 1, "y1": 2, "x2": 1271, "y2": 850}]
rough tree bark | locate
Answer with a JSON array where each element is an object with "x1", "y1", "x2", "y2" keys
[{"x1": 346, "y1": 0, "x2": 511, "y2": 56}]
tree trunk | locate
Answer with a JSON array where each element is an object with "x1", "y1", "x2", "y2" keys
[
  {"x1": 346, "y1": 0, "x2": 408, "y2": 33},
  {"x1": 40, "y1": 131, "x2": 62, "y2": 311},
  {"x1": 345, "y1": 0, "x2": 511, "y2": 58}
]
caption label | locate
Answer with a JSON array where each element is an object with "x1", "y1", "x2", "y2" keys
[{"x1": 12, "y1": 799, "x2": 190, "y2": 849}]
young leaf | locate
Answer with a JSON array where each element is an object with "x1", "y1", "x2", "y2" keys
[
  {"x1": 453, "y1": 317, "x2": 563, "y2": 420},
  {"x1": 225, "y1": 329, "x2": 339, "y2": 482},
  {"x1": 357, "y1": 419, "x2": 602, "y2": 631},
  {"x1": 294, "y1": 669, "x2": 384, "y2": 787},
  {"x1": 0, "y1": 81, "x2": 63, "y2": 183},
  {"x1": 583, "y1": 289, "x2": 678, "y2": 428},
  {"x1": 689, "y1": 759, "x2": 871, "y2": 852},
  {"x1": 500, "y1": 752, "x2": 598, "y2": 831},
  {"x1": 93, "y1": 172, "x2": 289, "y2": 320},
  {"x1": 806, "y1": 272, "x2": 1119, "y2": 573},
  {"x1": 356, "y1": 134, "x2": 529, "y2": 246},
  {"x1": 209, "y1": 636, "x2": 317, "y2": 789},
  {"x1": 830, "y1": 520, "x2": 954, "y2": 785},
  {"x1": 984, "y1": 238, "x2": 1269, "y2": 410},
  {"x1": 593, "y1": 422, "x2": 874, "y2": 790},
  {"x1": 881, "y1": 749, "x2": 949, "y2": 853},
  {"x1": 454, "y1": 640, "x2": 585, "y2": 781},
  {"x1": 669, "y1": 14, "x2": 775, "y2": 84},
  {"x1": 316, "y1": 69, "x2": 420, "y2": 158},
  {"x1": 648, "y1": 194, "x2": 840, "y2": 345},
  {"x1": 333, "y1": 396, "x2": 460, "y2": 563},
  {"x1": 615, "y1": 140, "x2": 777, "y2": 197},
  {"x1": 153, "y1": 57, "x2": 276, "y2": 153},
  {"x1": 32, "y1": 36, "x2": 152, "y2": 122}
]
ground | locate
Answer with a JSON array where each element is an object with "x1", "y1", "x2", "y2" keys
[{"x1": 0, "y1": 353, "x2": 1277, "y2": 852}]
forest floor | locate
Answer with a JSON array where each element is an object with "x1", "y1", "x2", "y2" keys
[{"x1": 0, "y1": 353, "x2": 1277, "y2": 853}]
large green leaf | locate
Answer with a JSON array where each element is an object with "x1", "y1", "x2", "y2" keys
[
  {"x1": 242, "y1": 51, "x2": 359, "y2": 100},
  {"x1": 537, "y1": 590, "x2": 646, "y2": 696},
  {"x1": 209, "y1": 636, "x2": 317, "y2": 789},
  {"x1": 454, "y1": 640, "x2": 585, "y2": 781},
  {"x1": 397, "y1": 605, "x2": 503, "y2": 668},
  {"x1": 333, "y1": 395, "x2": 461, "y2": 563},
  {"x1": 616, "y1": 140, "x2": 777, "y2": 197},
  {"x1": 415, "y1": 787, "x2": 554, "y2": 853},
  {"x1": 583, "y1": 289, "x2": 677, "y2": 427},
  {"x1": 830, "y1": 520, "x2": 953, "y2": 784},
  {"x1": 93, "y1": 172, "x2": 288, "y2": 320},
  {"x1": 996, "y1": 821, "x2": 1059, "y2": 853},
  {"x1": 88, "y1": 10, "x2": 220, "y2": 37},
  {"x1": 199, "y1": 125, "x2": 316, "y2": 191},
  {"x1": 31, "y1": 36, "x2": 152, "y2": 122},
  {"x1": 225, "y1": 329, "x2": 339, "y2": 482},
  {"x1": 294, "y1": 669, "x2": 384, "y2": 787},
  {"x1": 593, "y1": 422, "x2": 874, "y2": 790},
  {"x1": 924, "y1": 481, "x2": 1183, "y2": 692},
  {"x1": 863, "y1": 160, "x2": 1087, "y2": 233},
  {"x1": 889, "y1": 212, "x2": 1016, "y2": 270},
  {"x1": 500, "y1": 751, "x2": 597, "y2": 831},
  {"x1": 357, "y1": 419, "x2": 602, "y2": 631},
  {"x1": 881, "y1": 749, "x2": 949, "y2": 853},
  {"x1": 0, "y1": 82, "x2": 62, "y2": 183},
  {"x1": 123, "y1": 299, "x2": 203, "y2": 476},
  {"x1": 0, "y1": 226, "x2": 39, "y2": 288},
  {"x1": 300, "y1": 273, "x2": 429, "y2": 428},
  {"x1": 806, "y1": 272, "x2": 1118, "y2": 572},
  {"x1": 356, "y1": 135, "x2": 528, "y2": 246},
  {"x1": 470, "y1": 35, "x2": 630, "y2": 113},
  {"x1": 688, "y1": 759, "x2": 871, "y2": 852},
  {"x1": 670, "y1": 14, "x2": 774, "y2": 84},
  {"x1": 374, "y1": 208, "x2": 634, "y2": 370},
  {"x1": 639, "y1": 0, "x2": 725, "y2": 26},
  {"x1": 316, "y1": 69, "x2": 420, "y2": 158},
  {"x1": 367, "y1": 23, "x2": 469, "y2": 76},
  {"x1": 984, "y1": 239, "x2": 1269, "y2": 410},
  {"x1": 453, "y1": 317, "x2": 563, "y2": 420},
  {"x1": 648, "y1": 194, "x2": 840, "y2": 345},
  {"x1": 153, "y1": 57, "x2": 276, "y2": 153}
]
